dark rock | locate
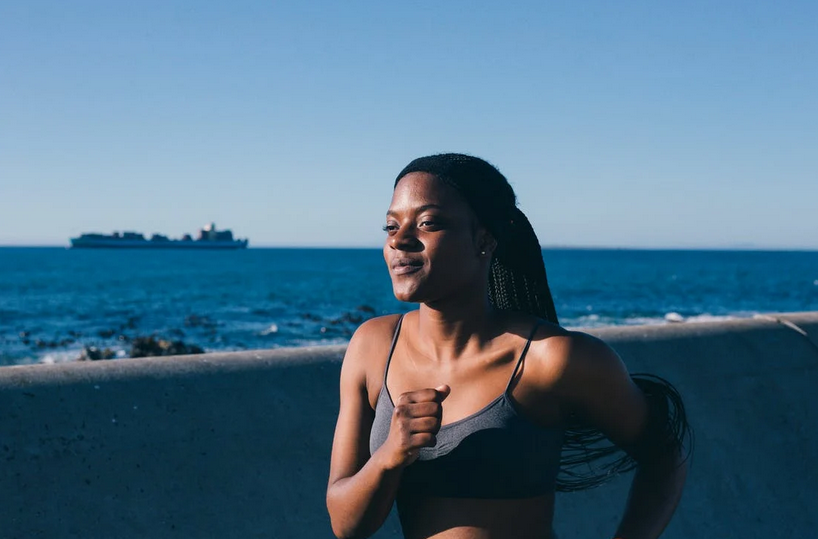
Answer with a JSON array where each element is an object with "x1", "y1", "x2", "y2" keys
[
  {"x1": 97, "y1": 329, "x2": 116, "y2": 338},
  {"x1": 78, "y1": 347, "x2": 116, "y2": 361},
  {"x1": 301, "y1": 313, "x2": 322, "y2": 322},
  {"x1": 356, "y1": 304, "x2": 376, "y2": 314},
  {"x1": 130, "y1": 336, "x2": 162, "y2": 357},
  {"x1": 130, "y1": 336, "x2": 204, "y2": 358}
]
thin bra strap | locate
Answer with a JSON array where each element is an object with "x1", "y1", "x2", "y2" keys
[
  {"x1": 504, "y1": 321, "x2": 541, "y2": 393},
  {"x1": 383, "y1": 314, "x2": 405, "y2": 384}
]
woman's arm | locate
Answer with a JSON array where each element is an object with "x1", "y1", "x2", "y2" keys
[
  {"x1": 326, "y1": 319, "x2": 403, "y2": 539},
  {"x1": 551, "y1": 332, "x2": 688, "y2": 539},
  {"x1": 326, "y1": 318, "x2": 450, "y2": 539}
]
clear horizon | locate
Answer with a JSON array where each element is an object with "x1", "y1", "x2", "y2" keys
[
  {"x1": 2, "y1": 1, "x2": 816, "y2": 249},
  {"x1": 2, "y1": 242, "x2": 816, "y2": 252}
]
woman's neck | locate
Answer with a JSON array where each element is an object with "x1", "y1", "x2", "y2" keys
[{"x1": 415, "y1": 296, "x2": 502, "y2": 363}]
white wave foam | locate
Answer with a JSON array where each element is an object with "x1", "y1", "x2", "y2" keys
[
  {"x1": 39, "y1": 350, "x2": 82, "y2": 364},
  {"x1": 260, "y1": 323, "x2": 279, "y2": 336},
  {"x1": 566, "y1": 312, "x2": 756, "y2": 330}
]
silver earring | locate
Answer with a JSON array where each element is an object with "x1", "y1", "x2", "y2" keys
[{"x1": 480, "y1": 250, "x2": 486, "y2": 256}]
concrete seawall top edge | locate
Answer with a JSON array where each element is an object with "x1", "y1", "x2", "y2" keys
[
  {"x1": 0, "y1": 345, "x2": 348, "y2": 386},
  {"x1": 2, "y1": 311, "x2": 817, "y2": 386}
]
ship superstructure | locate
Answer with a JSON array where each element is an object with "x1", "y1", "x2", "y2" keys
[{"x1": 70, "y1": 223, "x2": 248, "y2": 249}]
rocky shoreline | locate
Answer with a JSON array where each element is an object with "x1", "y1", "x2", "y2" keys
[{"x1": 2, "y1": 304, "x2": 380, "y2": 366}]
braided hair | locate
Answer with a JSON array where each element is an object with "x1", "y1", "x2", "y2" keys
[{"x1": 395, "y1": 153, "x2": 692, "y2": 492}]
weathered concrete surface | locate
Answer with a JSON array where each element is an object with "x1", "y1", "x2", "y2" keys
[
  {"x1": 555, "y1": 314, "x2": 818, "y2": 539},
  {"x1": 1, "y1": 313, "x2": 817, "y2": 538}
]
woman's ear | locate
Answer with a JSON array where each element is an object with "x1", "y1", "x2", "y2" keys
[{"x1": 476, "y1": 230, "x2": 497, "y2": 258}]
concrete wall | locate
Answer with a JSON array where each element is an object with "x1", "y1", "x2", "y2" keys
[{"x1": 1, "y1": 313, "x2": 817, "y2": 539}]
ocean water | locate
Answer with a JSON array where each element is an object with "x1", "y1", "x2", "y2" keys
[{"x1": 1, "y1": 247, "x2": 817, "y2": 366}]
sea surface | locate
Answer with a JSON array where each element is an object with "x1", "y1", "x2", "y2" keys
[{"x1": 2, "y1": 247, "x2": 818, "y2": 366}]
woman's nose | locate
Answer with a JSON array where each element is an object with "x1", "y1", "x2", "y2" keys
[{"x1": 388, "y1": 225, "x2": 420, "y2": 251}]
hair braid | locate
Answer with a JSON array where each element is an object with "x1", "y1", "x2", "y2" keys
[{"x1": 488, "y1": 207, "x2": 558, "y2": 323}]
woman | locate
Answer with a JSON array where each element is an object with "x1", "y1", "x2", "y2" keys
[{"x1": 327, "y1": 154, "x2": 690, "y2": 539}]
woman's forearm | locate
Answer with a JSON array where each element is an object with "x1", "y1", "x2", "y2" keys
[
  {"x1": 326, "y1": 449, "x2": 404, "y2": 539},
  {"x1": 614, "y1": 452, "x2": 688, "y2": 539}
]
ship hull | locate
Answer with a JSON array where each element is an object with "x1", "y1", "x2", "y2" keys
[{"x1": 70, "y1": 239, "x2": 248, "y2": 249}]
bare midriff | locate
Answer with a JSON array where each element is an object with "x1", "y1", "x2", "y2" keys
[{"x1": 397, "y1": 493, "x2": 556, "y2": 539}]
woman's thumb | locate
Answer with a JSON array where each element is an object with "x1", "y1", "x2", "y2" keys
[{"x1": 434, "y1": 384, "x2": 451, "y2": 400}]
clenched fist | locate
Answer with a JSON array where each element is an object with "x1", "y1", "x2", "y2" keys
[{"x1": 379, "y1": 384, "x2": 451, "y2": 469}]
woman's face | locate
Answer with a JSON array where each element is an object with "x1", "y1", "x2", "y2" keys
[{"x1": 384, "y1": 172, "x2": 488, "y2": 304}]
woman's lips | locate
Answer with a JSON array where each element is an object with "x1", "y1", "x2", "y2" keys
[{"x1": 392, "y1": 258, "x2": 423, "y2": 275}]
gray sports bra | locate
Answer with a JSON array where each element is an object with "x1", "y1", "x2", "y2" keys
[{"x1": 369, "y1": 314, "x2": 564, "y2": 499}]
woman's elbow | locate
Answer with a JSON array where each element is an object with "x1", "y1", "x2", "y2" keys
[
  {"x1": 326, "y1": 489, "x2": 372, "y2": 539},
  {"x1": 329, "y1": 518, "x2": 373, "y2": 539}
]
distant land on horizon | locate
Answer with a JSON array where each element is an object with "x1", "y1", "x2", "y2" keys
[{"x1": 1, "y1": 243, "x2": 817, "y2": 252}]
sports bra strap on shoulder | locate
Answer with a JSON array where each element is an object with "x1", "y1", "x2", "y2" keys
[
  {"x1": 383, "y1": 314, "x2": 405, "y2": 384},
  {"x1": 504, "y1": 321, "x2": 541, "y2": 393}
]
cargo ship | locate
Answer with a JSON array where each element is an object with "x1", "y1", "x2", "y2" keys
[{"x1": 70, "y1": 223, "x2": 248, "y2": 249}]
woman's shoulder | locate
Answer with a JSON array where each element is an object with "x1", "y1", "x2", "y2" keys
[
  {"x1": 526, "y1": 323, "x2": 632, "y2": 397},
  {"x1": 349, "y1": 314, "x2": 402, "y2": 348},
  {"x1": 342, "y1": 313, "x2": 408, "y2": 399},
  {"x1": 530, "y1": 323, "x2": 614, "y2": 362}
]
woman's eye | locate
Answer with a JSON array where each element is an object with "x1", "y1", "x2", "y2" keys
[
  {"x1": 383, "y1": 224, "x2": 398, "y2": 234},
  {"x1": 419, "y1": 220, "x2": 438, "y2": 228}
]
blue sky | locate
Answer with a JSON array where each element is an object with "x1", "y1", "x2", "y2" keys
[{"x1": 1, "y1": 0, "x2": 816, "y2": 248}]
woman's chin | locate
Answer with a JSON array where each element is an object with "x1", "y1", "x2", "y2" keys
[{"x1": 392, "y1": 284, "x2": 423, "y2": 304}]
